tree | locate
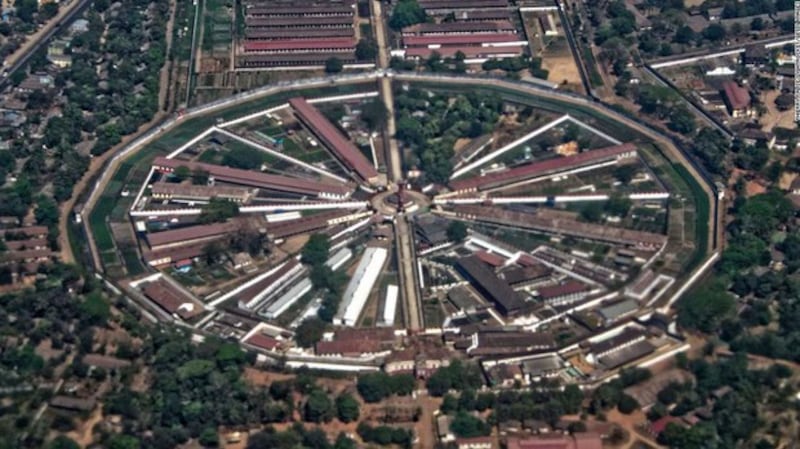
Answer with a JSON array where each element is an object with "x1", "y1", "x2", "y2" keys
[
  {"x1": 302, "y1": 234, "x2": 331, "y2": 266},
  {"x1": 325, "y1": 57, "x2": 344, "y2": 74},
  {"x1": 198, "y1": 198, "x2": 239, "y2": 224},
  {"x1": 446, "y1": 220, "x2": 468, "y2": 242},
  {"x1": 47, "y1": 436, "x2": 80, "y2": 449},
  {"x1": 334, "y1": 433, "x2": 357, "y2": 449},
  {"x1": 617, "y1": 393, "x2": 639, "y2": 414},
  {"x1": 295, "y1": 317, "x2": 327, "y2": 348},
  {"x1": 173, "y1": 165, "x2": 191, "y2": 180},
  {"x1": 361, "y1": 99, "x2": 388, "y2": 132},
  {"x1": 305, "y1": 389, "x2": 334, "y2": 423},
  {"x1": 702, "y1": 24, "x2": 726, "y2": 42},
  {"x1": 674, "y1": 25, "x2": 695, "y2": 44},
  {"x1": 677, "y1": 282, "x2": 735, "y2": 333},
  {"x1": 199, "y1": 428, "x2": 219, "y2": 447},
  {"x1": 613, "y1": 164, "x2": 636, "y2": 183},
  {"x1": 604, "y1": 195, "x2": 632, "y2": 218},
  {"x1": 355, "y1": 38, "x2": 377, "y2": 61},
  {"x1": 388, "y1": 0, "x2": 427, "y2": 30},
  {"x1": 80, "y1": 291, "x2": 110, "y2": 327},
  {"x1": 450, "y1": 411, "x2": 491, "y2": 438},
  {"x1": 34, "y1": 195, "x2": 59, "y2": 228},
  {"x1": 667, "y1": 106, "x2": 696, "y2": 134},
  {"x1": 336, "y1": 393, "x2": 360, "y2": 423},
  {"x1": 108, "y1": 435, "x2": 141, "y2": 449},
  {"x1": 357, "y1": 372, "x2": 392, "y2": 403}
]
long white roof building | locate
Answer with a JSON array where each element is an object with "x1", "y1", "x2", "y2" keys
[{"x1": 334, "y1": 246, "x2": 388, "y2": 326}]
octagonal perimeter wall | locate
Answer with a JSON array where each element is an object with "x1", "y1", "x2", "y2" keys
[{"x1": 80, "y1": 72, "x2": 717, "y2": 285}]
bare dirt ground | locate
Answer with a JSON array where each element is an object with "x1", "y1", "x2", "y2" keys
[
  {"x1": 242, "y1": 367, "x2": 295, "y2": 387},
  {"x1": 413, "y1": 394, "x2": 442, "y2": 449},
  {"x1": 604, "y1": 409, "x2": 665, "y2": 449},
  {"x1": 279, "y1": 234, "x2": 310, "y2": 256},
  {"x1": 542, "y1": 55, "x2": 582, "y2": 86},
  {"x1": 759, "y1": 90, "x2": 796, "y2": 131},
  {"x1": 66, "y1": 406, "x2": 104, "y2": 448}
]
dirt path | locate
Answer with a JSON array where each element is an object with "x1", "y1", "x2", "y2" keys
[
  {"x1": 57, "y1": 0, "x2": 178, "y2": 265},
  {"x1": 413, "y1": 392, "x2": 441, "y2": 449}
]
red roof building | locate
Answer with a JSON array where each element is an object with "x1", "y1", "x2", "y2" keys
[
  {"x1": 245, "y1": 27, "x2": 354, "y2": 41},
  {"x1": 475, "y1": 250, "x2": 506, "y2": 267},
  {"x1": 243, "y1": 38, "x2": 356, "y2": 54},
  {"x1": 402, "y1": 20, "x2": 516, "y2": 36},
  {"x1": 449, "y1": 143, "x2": 637, "y2": 192},
  {"x1": 246, "y1": 15, "x2": 353, "y2": 29},
  {"x1": 449, "y1": 205, "x2": 667, "y2": 249},
  {"x1": 245, "y1": 333, "x2": 281, "y2": 351},
  {"x1": 403, "y1": 33, "x2": 523, "y2": 48},
  {"x1": 722, "y1": 81, "x2": 753, "y2": 118},
  {"x1": 404, "y1": 46, "x2": 523, "y2": 60},
  {"x1": 145, "y1": 222, "x2": 236, "y2": 250},
  {"x1": 238, "y1": 52, "x2": 358, "y2": 68},
  {"x1": 246, "y1": 3, "x2": 355, "y2": 18},
  {"x1": 152, "y1": 156, "x2": 352, "y2": 199},
  {"x1": 315, "y1": 339, "x2": 384, "y2": 357},
  {"x1": 142, "y1": 278, "x2": 204, "y2": 320},
  {"x1": 289, "y1": 97, "x2": 379, "y2": 184},
  {"x1": 536, "y1": 281, "x2": 590, "y2": 305}
]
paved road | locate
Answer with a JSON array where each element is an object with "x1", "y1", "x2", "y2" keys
[
  {"x1": 395, "y1": 216, "x2": 423, "y2": 330},
  {"x1": 372, "y1": 0, "x2": 422, "y2": 329},
  {"x1": 1, "y1": 0, "x2": 89, "y2": 88}
]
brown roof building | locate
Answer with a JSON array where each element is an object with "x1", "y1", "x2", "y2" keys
[
  {"x1": 315, "y1": 339, "x2": 385, "y2": 357},
  {"x1": 402, "y1": 20, "x2": 516, "y2": 36},
  {"x1": 153, "y1": 156, "x2": 352, "y2": 199},
  {"x1": 238, "y1": 52, "x2": 358, "y2": 68},
  {"x1": 289, "y1": 97, "x2": 379, "y2": 185},
  {"x1": 145, "y1": 222, "x2": 236, "y2": 251},
  {"x1": 448, "y1": 205, "x2": 667, "y2": 249},
  {"x1": 456, "y1": 255, "x2": 527, "y2": 316},
  {"x1": 82, "y1": 354, "x2": 132, "y2": 370},
  {"x1": 449, "y1": 143, "x2": 637, "y2": 193},
  {"x1": 722, "y1": 81, "x2": 754, "y2": 118},
  {"x1": 535, "y1": 281, "x2": 590, "y2": 306},
  {"x1": 141, "y1": 278, "x2": 205, "y2": 320},
  {"x1": 246, "y1": 3, "x2": 355, "y2": 18},
  {"x1": 51, "y1": 395, "x2": 96, "y2": 412},
  {"x1": 151, "y1": 182, "x2": 253, "y2": 203}
]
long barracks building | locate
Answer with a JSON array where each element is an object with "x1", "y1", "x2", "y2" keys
[
  {"x1": 448, "y1": 143, "x2": 638, "y2": 193},
  {"x1": 288, "y1": 97, "x2": 380, "y2": 185},
  {"x1": 152, "y1": 156, "x2": 353, "y2": 199}
]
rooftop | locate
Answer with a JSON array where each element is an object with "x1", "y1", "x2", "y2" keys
[
  {"x1": 536, "y1": 280, "x2": 589, "y2": 300},
  {"x1": 289, "y1": 97, "x2": 378, "y2": 183},
  {"x1": 142, "y1": 278, "x2": 205, "y2": 320},
  {"x1": 153, "y1": 157, "x2": 351, "y2": 197},
  {"x1": 722, "y1": 81, "x2": 751, "y2": 110},
  {"x1": 403, "y1": 33, "x2": 521, "y2": 47},
  {"x1": 243, "y1": 37, "x2": 356, "y2": 52},
  {"x1": 145, "y1": 222, "x2": 236, "y2": 249},
  {"x1": 450, "y1": 143, "x2": 637, "y2": 191},
  {"x1": 457, "y1": 255, "x2": 526, "y2": 315}
]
